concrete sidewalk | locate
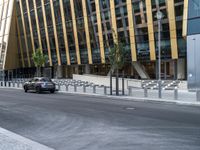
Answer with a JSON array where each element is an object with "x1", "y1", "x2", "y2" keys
[
  {"x1": 59, "y1": 90, "x2": 200, "y2": 107},
  {"x1": 0, "y1": 127, "x2": 54, "y2": 150},
  {"x1": 0, "y1": 86, "x2": 200, "y2": 107}
]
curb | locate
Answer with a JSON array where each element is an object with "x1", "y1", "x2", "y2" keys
[
  {"x1": 58, "y1": 91, "x2": 200, "y2": 107},
  {"x1": 1, "y1": 87, "x2": 200, "y2": 107}
]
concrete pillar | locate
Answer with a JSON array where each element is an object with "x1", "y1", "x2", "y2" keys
[
  {"x1": 65, "y1": 66, "x2": 73, "y2": 78},
  {"x1": 169, "y1": 61, "x2": 175, "y2": 79},
  {"x1": 57, "y1": 65, "x2": 63, "y2": 79},
  {"x1": 130, "y1": 66, "x2": 134, "y2": 77},
  {"x1": 43, "y1": 67, "x2": 51, "y2": 78},
  {"x1": 132, "y1": 62, "x2": 150, "y2": 79},
  {"x1": 177, "y1": 58, "x2": 185, "y2": 80},
  {"x1": 85, "y1": 64, "x2": 90, "y2": 74},
  {"x1": 75, "y1": 66, "x2": 79, "y2": 74},
  {"x1": 64, "y1": 67, "x2": 68, "y2": 78}
]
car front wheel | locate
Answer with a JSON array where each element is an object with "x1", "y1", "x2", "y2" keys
[{"x1": 50, "y1": 89, "x2": 55, "y2": 94}]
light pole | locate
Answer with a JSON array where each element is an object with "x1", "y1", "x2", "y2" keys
[{"x1": 156, "y1": 11, "x2": 163, "y2": 98}]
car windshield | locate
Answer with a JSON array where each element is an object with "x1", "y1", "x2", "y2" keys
[{"x1": 40, "y1": 78, "x2": 51, "y2": 82}]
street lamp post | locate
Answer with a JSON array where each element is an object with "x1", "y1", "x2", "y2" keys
[{"x1": 156, "y1": 11, "x2": 163, "y2": 98}]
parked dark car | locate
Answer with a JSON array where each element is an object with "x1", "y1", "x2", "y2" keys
[{"x1": 23, "y1": 77, "x2": 56, "y2": 93}]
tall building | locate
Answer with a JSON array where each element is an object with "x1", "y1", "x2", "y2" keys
[
  {"x1": 186, "y1": 0, "x2": 200, "y2": 89},
  {"x1": 0, "y1": 0, "x2": 188, "y2": 79}
]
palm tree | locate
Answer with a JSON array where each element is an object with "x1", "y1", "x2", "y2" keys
[
  {"x1": 32, "y1": 48, "x2": 47, "y2": 77},
  {"x1": 109, "y1": 30, "x2": 127, "y2": 95}
]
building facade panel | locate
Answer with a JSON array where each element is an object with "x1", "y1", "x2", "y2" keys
[
  {"x1": 0, "y1": 0, "x2": 187, "y2": 79},
  {"x1": 18, "y1": 0, "x2": 31, "y2": 67}
]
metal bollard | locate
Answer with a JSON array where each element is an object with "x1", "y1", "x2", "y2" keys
[
  {"x1": 144, "y1": 87, "x2": 148, "y2": 97},
  {"x1": 196, "y1": 90, "x2": 200, "y2": 101},
  {"x1": 0, "y1": 82, "x2": 2, "y2": 87},
  {"x1": 128, "y1": 87, "x2": 132, "y2": 96},
  {"x1": 4, "y1": 82, "x2": 6, "y2": 87},
  {"x1": 174, "y1": 87, "x2": 178, "y2": 100},
  {"x1": 12, "y1": 82, "x2": 15, "y2": 87},
  {"x1": 74, "y1": 85, "x2": 77, "y2": 92},
  {"x1": 66, "y1": 85, "x2": 69, "y2": 91},
  {"x1": 104, "y1": 86, "x2": 107, "y2": 95},
  {"x1": 8, "y1": 82, "x2": 11, "y2": 87},
  {"x1": 17, "y1": 82, "x2": 19, "y2": 88},
  {"x1": 58, "y1": 84, "x2": 61, "y2": 91},
  {"x1": 83, "y1": 85, "x2": 86, "y2": 93},
  {"x1": 93, "y1": 85, "x2": 96, "y2": 93}
]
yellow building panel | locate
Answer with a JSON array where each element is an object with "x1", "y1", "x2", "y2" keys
[
  {"x1": 33, "y1": 0, "x2": 42, "y2": 51},
  {"x1": 50, "y1": 0, "x2": 61, "y2": 66},
  {"x1": 167, "y1": 0, "x2": 178, "y2": 59},
  {"x1": 145, "y1": 0, "x2": 156, "y2": 61},
  {"x1": 19, "y1": 0, "x2": 31, "y2": 67},
  {"x1": 70, "y1": 0, "x2": 81, "y2": 65},
  {"x1": 110, "y1": 0, "x2": 118, "y2": 42},
  {"x1": 95, "y1": 0, "x2": 105, "y2": 64},
  {"x1": 59, "y1": 0, "x2": 71, "y2": 65},
  {"x1": 16, "y1": 17, "x2": 25, "y2": 68},
  {"x1": 82, "y1": 0, "x2": 93, "y2": 64},
  {"x1": 26, "y1": 0, "x2": 35, "y2": 53},
  {"x1": 127, "y1": 0, "x2": 137, "y2": 62},
  {"x1": 41, "y1": 0, "x2": 52, "y2": 66},
  {"x1": 182, "y1": 0, "x2": 188, "y2": 37}
]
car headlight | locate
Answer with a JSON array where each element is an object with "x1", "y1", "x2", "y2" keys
[{"x1": 41, "y1": 83, "x2": 46, "y2": 88}]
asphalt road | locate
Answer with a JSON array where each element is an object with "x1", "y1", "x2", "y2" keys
[{"x1": 0, "y1": 88, "x2": 200, "y2": 150}]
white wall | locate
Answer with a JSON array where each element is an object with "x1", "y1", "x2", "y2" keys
[{"x1": 73, "y1": 74, "x2": 142, "y2": 89}]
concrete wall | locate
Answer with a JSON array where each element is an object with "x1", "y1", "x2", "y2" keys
[
  {"x1": 73, "y1": 74, "x2": 188, "y2": 90},
  {"x1": 73, "y1": 74, "x2": 142, "y2": 89}
]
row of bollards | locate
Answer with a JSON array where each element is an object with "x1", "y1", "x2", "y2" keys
[
  {"x1": 128, "y1": 86, "x2": 179, "y2": 100},
  {"x1": 0, "y1": 80, "x2": 179, "y2": 100},
  {"x1": 57, "y1": 83, "x2": 109, "y2": 95},
  {"x1": 0, "y1": 81, "x2": 23, "y2": 88}
]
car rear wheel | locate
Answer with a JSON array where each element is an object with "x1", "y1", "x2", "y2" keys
[{"x1": 24, "y1": 86, "x2": 28, "y2": 93}]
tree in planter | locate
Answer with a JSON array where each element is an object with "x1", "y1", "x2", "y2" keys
[
  {"x1": 109, "y1": 30, "x2": 128, "y2": 95},
  {"x1": 32, "y1": 48, "x2": 48, "y2": 77}
]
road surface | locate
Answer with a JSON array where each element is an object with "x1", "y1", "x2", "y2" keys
[{"x1": 0, "y1": 88, "x2": 199, "y2": 150}]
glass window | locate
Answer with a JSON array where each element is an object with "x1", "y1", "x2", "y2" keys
[
  {"x1": 188, "y1": 18, "x2": 200, "y2": 35},
  {"x1": 188, "y1": 0, "x2": 200, "y2": 19}
]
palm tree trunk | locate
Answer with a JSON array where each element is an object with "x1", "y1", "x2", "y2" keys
[{"x1": 36, "y1": 67, "x2": 41, "y2": 77}]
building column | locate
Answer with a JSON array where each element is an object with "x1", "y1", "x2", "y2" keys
[
  {"x1": 177, "y1": 58, "x2": 186, "y2": 80},
  {"x1": 85, "y1": 64, "x2": 90, "y2": 74},
  {"x1": 64, "y1": 66, "x2": 70, "y2": 78},
  {"x1": 75, "y1": 66, "x2": 79, "y2": 75},
  {"x1": 57, "y1": 65, "x2": 63, "y2": 79}
]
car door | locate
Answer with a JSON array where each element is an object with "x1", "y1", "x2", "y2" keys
[
  {"x1": 32, "y1": 78, "x2": 39, "y2": 90},
  {"x1": 29, "y1": 78, "x2": 37, "y2": 90}
]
